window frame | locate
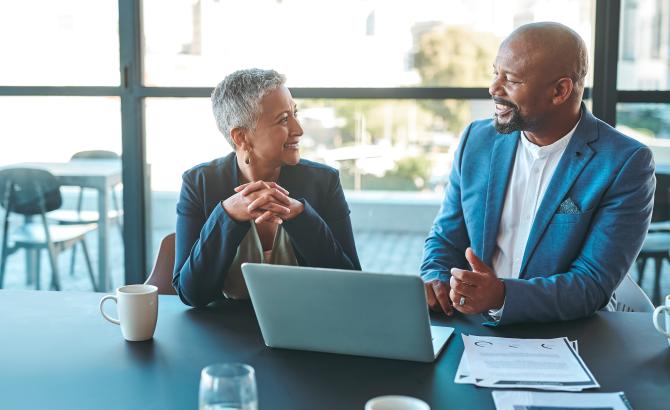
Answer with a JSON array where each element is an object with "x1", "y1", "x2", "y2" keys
[{"x1": 2, "y1": 0, "x2": 669, "y2": 285}]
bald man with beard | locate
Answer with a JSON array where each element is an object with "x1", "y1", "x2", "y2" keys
[{"x1": 420, "y1": 22, "x2": 655, "y2": 325}]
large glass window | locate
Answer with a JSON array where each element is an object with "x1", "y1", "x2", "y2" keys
[
  {"x1": 145, "y1": 98, "x2": 229, "y2": 193},
  {"x1": 617, "y1": 0, "x2": 670, "y2": 90},
  {"x1": 617, "y1": 103, "x2": 670, "y2": 140},
  {"x1": 0, "y1": 97, "x2": 121, "y2": 165},
  {"x1": 296, "y1": 98, "x2": 490, "y2": 192},
  {"x1": 0, "y1": 97, "x2": 124, "y2": 291},
  {"x1": 0, "y1": 0, "x2": 603, "y2": 281},
  {"x1": 617, "y1": 103, "x2": 670, "y2": 165},
  {"x1": 142, "y1": 0, "x2": 595, "y2": 88},
  {"x1": 0, "y1": 1, "x2": 119, "y2": 86}
]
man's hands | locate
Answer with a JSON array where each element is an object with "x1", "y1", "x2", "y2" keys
[
  {"x1": 425, "y1": 247, "x2": 505, "y2": 317},
  {"x1": 449, "y1": 248, "x2": 505, "y2": 314},
  {"x1": 424, "y1": 279, "x2": 454, "y2": 316},
  {"x1": 222, "y1": 181, "x2": 304, "y2": 224}
]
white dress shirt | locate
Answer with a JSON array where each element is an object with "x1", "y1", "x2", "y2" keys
[{"x1": 488, "y1": 119, "x2": 580, "y2": 319}]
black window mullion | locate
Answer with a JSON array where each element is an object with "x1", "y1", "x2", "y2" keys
[
  {"x1": 119, "y1": 0, "x2": 151, "y2": 284},
  {"x1": 137, "y1": 86, "x2": 493, "y2": 100},
  {"x1": 0, "y1": 86, "x2": 120, "y2": 96},
  {"x1": 617, "y1": 90, "x2": 670, "y2": 103},
  {"x1": 592, "y1": 0, "x2": 621, "y2": 126}
]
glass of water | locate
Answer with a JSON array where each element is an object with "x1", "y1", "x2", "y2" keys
[{"x1": 199, "y1": 363, "x2": 258, "y2": 410}]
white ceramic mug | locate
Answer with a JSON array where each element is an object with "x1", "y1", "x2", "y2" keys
[
  {"x1": 365, "y1": 396, "x2": 430, "y2": 410},
  {"x1": 653, "y1": 294, "x2": 670, "y2": 346},
  {"x1": 100, "y1": 284, "x2": 158, "y2": 342}
]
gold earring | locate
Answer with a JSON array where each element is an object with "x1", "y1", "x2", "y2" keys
[{"x1": 244, "y1": 149, "x2": 251, "y2": 165}]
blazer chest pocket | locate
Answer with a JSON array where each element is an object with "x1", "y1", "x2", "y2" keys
[{"x1": 549, "y1": 208, "x2": 594, "y2": 224}]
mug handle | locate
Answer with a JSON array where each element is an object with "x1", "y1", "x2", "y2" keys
[
  {"x1": 100, "y1": 295, "x2": 120, "y2": 325},
  {"x1": 652, "y1": 306, "x2": 670, "y2": 338}
]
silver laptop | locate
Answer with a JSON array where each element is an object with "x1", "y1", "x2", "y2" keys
[{"x1": 241, "y1": 263, "x2": 453, "y2": 362}]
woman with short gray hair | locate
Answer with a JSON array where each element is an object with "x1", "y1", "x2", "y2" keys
[{"x1": 173, "y1": 68, "x2": 361, "y2": 307}]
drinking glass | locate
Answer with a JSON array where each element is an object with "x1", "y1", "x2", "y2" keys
[{"x1": 199, "y1": 363, "x2": 258, "y2": 410}]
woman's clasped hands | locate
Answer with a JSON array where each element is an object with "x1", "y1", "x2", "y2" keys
[{"x1": 223, "y1": 180, "x2": 304, "y2": 224}]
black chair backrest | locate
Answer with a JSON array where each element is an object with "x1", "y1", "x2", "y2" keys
[
  {"x1": 0, "y1": 168, "x2": 62, "y2": 215},
  {"x1": 652, "y1": 173, "x2": 670, "y2": 222},
  {"x1": 71, "y1": 150, "x2": 119, "y2": 160}
]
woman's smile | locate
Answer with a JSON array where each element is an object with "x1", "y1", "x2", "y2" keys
[{"x1": 283, "y1": 140, "x2": 300, "y2": 150}]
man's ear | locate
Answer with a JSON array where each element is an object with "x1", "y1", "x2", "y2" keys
[
  {"x1": 552, "y1": 77, "x2": 574, "y2": 105},
  {"x1": 230, "y1": 127, "x2": 250, "y2": 150}
]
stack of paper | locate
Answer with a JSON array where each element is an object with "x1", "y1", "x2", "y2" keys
[
  {"x1": 455, "y1": 335, "x2": 599, "y2": 391},
  {"x1": 492, "y1": 390, "x2": 633, "y2": 410}
]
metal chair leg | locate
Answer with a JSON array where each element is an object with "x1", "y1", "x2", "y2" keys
[
  {"x1": 69, "y1": 242, "x2": 77, "y2": 276},
  {"x1": 636, "y1": 257, "x2": 648, "y2": 287},
  {"x1": 80, "y1": 239, "x2": 98, "y2": 292},
  {"x1": 35, "y1": 249, "x2": 42, "y2": 290},
  {"x1": 0, "y1": 240, "x2": 8, "y2": 289},
  {"x1": 0, "y1": 247, "x2": 6, "y2": 288},
  {"x1": 25, "y1": 248, "x2": 39, "y2": 287},
  {"x1": 45, "y1": 245, "x2": 60, "y2": 291},
  {"x1": 112, "y1": 190, "x2": 124, "y2": 239},
  {"x1": 0, "y1": 181, "x2": 12, "y2": 289},
  {"x1": 23, "y1": 249, "x2": 41, "y2": 290},
  {"x1": 39, "y1": 212, "x2": 61, "y2": 291},
  {"x1": 653, "y1": 256, "x2": 663, "y2": 306},
  {"x1": 0, "y1": 222, "x2": 9, "y2": 289}
]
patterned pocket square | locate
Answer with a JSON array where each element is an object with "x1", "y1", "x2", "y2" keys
[{"x1": 558, "y1": 197, "x2": 581, "y2": 214}]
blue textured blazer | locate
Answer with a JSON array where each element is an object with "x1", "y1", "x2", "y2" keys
[
  {"x1": 173, "y1": 153, "x2": 361, "y2": 307},
  {"x1": 421, "y1": 106, "x2": 655, "y2": 325}
]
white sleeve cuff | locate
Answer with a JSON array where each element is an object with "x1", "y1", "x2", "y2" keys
[{"x1": 488, "y1": 299, "x2": 506, "y2": 322}]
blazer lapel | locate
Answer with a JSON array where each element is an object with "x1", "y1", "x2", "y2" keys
[
  {"x1": 519, "y1": 109, "x2": 598, "y2": 277},
  {"x1": 482, "y1": 132, "x2": 519, "y2": 265},
  {"x1": 229, "y1": 152, "x2": 242, "y2": 198}
]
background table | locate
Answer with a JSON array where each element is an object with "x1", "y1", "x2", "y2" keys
[
  {"x1": 1, "y1": 290, "x2": 668, "y2": 409},
  {"x1": 10, "y1": 160, "x2": 122, "y2": 291}
]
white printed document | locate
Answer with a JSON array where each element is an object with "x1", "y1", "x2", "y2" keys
[
  {"x1": 492, "y1": 390, "x2": 633, "y2": 410},
  {"x1": 457, "y1": 335, "x2": 599, "y2": 391},
  {"x1": 455, "y1": 340, "x2": 579, "y2": 388}
]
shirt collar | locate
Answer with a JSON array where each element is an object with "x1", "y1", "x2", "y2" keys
[{"x1": 521, "y1": 115, "x2": 581, "y2": 159}]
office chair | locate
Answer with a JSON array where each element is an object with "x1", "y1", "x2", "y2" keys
[
  {"x1": 144, "y1": 232, "x2": 177, "y2": 295},
  {"x1": 613, "y1": 273, "x2": 654, "y2": 312},
  {"x1": 0, "y1": 168, "x2": 98, "y2": 291},
  {"x1": 636, "y1": 173, "x2": 670, "y2": 305}
]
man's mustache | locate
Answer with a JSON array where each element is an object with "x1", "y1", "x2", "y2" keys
[{"x1": 492, "y1": 97, "x2": 517, "y2": 110}]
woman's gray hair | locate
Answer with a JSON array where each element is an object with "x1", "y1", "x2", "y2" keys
[{"x1": 211, "y1": 68, "x2": 286, "y2": 147}]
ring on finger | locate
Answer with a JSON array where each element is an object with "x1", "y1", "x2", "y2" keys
[{"x1": 459, "y1": 296, "x2": 466, "y2": 306}]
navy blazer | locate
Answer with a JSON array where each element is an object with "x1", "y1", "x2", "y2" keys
[
  {"x1": 173, "y1": 153, "x2": 361, "y2": 307},
  {"x1": 421, "y1": 106, "x2": 655, "y2": 325}
]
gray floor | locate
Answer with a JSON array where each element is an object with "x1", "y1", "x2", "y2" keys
[{"x1": 2, "y1": 227, "x2": 670, "y2": 308}]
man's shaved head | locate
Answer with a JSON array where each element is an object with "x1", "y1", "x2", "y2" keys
[
  {"x1": 503, "y1": 22, "x2": 588, "y2": 99},
  {"x1": 490, "y1": 22, "x2": 589, "y2": 138}
]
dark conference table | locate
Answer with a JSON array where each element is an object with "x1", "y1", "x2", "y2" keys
[{"x1": 1, "y1": 290, "x2": 669, "y2": 410}]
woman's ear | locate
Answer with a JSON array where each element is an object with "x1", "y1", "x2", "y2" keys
[{"x1": 230, "y1": 127, "x2": 249, "y2": 151}]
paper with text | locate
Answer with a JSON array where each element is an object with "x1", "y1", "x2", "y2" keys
[
  {"x1": 492, "y1": 390, "x2": 633, "y2": 410},
  {"x1": 461, "y1": 335, "x2": 599, "y2": 390}
]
